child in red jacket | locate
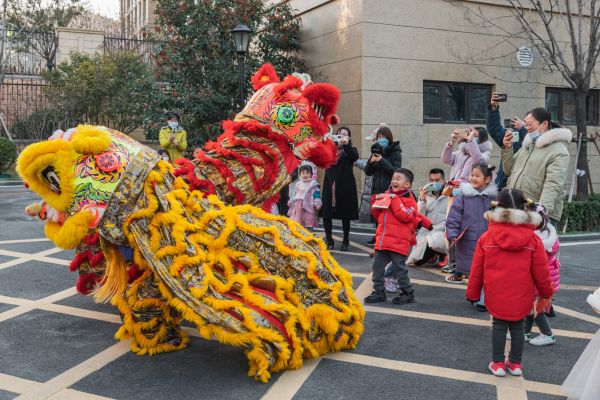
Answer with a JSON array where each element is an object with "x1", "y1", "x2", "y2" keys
[
  {"x1": 466, "y1": 188, "x2": 554, "y2": 377},
  {"x1": 364, "y1": 168, "x2": 427, "y2": 305}
]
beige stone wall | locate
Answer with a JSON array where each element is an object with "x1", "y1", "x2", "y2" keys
[
  {"x1": 288, "y1": 0, "x2": 600, "y2": 194},
  {"x1": 55, "y1": 28, "x2": 105, "y2": 64}
]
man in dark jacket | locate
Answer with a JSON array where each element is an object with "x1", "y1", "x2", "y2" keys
[{"x1": 486, "y1": 92, "x2": 527, "y2": 188}]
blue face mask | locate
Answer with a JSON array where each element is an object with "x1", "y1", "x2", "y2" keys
[
  {"x1": 473, "y1": 137, "x2": 479, "y2": 144},
  {"x1": 452, "y1": 188, "x2": 461, "y2": 197},
  {"x1": 529, "y1": 131, "x2": 541, "y2": 142},
  {"x1": 430, "y1": 182, "x2": 443, "y2": 192},
  {"x1": 377, "y1": 138, "x2": 389, "y2": 147},
  {"x1": 168, "y1": 121, "x2": 179, "y2": 130}
]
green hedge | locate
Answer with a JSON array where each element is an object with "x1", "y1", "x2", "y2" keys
[
  {"x1": 559, "y1": 196, "x2": 600, "y2": 232},
  {"x1": 0, "y1": 138, "x2": 17, "y2": 172}
]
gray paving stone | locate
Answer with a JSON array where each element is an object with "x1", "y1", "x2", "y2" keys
[
  {"x1": 354, "y1": 311, "x2": 590, "y2": 385},
  {"x1": 0, "y1": 303, "x2": 16, "y2": 313},
  {"x1": 71, "y1": 336, "x2": 273, "y2": 400},
  {"x1": 0, "y1": 260, "x2": 74, "y2": 300},
  {"x1": 292, "y1": 359, "x2": 497, "y2": 400},
  {"x1": 50, "y1": 250, "x2": 76, "y2": 261},
  {"x1": 56, "y1": 294, "x2": 120, "y2": 316},
  {"x1": 0, "y1": 241, "x2": 56, "y2": 254},
  {"x1": 0, "y1": 309, "x2": 119, "y2": 381},
  {"x1": 0, "y1": 389, "x2": 17, "y2": 400},
  {"x1": 0, "y1": 255, "x2": 14, "y2": 263},
  {"x1": 528, "y1": 392, "x2": 567, "y2": 400}
]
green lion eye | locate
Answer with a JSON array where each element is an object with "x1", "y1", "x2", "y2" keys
[{"x1": 277, "y1": 106, "x2": 295, "y2": 124}]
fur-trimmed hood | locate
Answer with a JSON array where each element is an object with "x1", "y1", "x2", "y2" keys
[
  {"x1": 484, "y1": 207, "x2": 542, "y2": 227},
  {"x1": 459, "y1": 181, "x2": 498, "y2": 198},
  {"x1": 522, "y1": 127, "x2": 572, "y2": 150},
  {"x1": 536, "y1": 223, "x2": 558, "y2": 252},
  {"x1": 458, "y1": 139, "x2": 493, "y2": 155}
]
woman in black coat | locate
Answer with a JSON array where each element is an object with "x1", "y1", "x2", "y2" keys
[
  {"x1": 321, "y1": 127, "x2": 359, "y2": 251},
  {"x1": 364, "y1": 125, "x2": 402, "y2": 244}
]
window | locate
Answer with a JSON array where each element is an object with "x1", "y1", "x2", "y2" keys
[
  {"x1": 423, "y1": 81, "x2": 492, "y2": 124},
  {"x1": 545, "y1": 88, "x2": 599, "y2": 125}
]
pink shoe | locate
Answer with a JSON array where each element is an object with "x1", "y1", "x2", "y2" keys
[
  {"x1": 506, "y1": 359, "x2": 523, "y2": 376},
  {"x1": 488, "y1": 361, "x2": 506, "y2": 377}
]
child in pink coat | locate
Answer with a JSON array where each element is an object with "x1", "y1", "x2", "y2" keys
[
  {"x1": 525, "y1": 203, "x2": 560, "y2": 346},
  {"x1": 288, "y1": 163, "x2": 322, "y2": 229}
]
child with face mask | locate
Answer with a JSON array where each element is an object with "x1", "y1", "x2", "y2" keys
[
  {"x1": 159, "y1": 112, "x2": 188, "y2": 162},
  {"x1": 445, "y1": 163, "x2": 498, "y2": 289},
  {"x1": 287, "y1": 162, "x2": 322, "y2": 229}
]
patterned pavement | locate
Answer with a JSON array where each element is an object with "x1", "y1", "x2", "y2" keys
[{"x1": 0, "y1": 185, "x2": 599, "y2": 400}]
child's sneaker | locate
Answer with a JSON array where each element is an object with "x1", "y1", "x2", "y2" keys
[
  {"x1": 384, "y1": 277, "x2": 399, "y2": 293},
  {"x1": 488, "y1": 361, "x2": 506, "y2": 377},
  {"x1": 441, "y1": 264, "x2": 456, "y2": 274},
  {"x1": 364, "y1": 290, "x2": 386, "y2": 303},
  {"x1": 436, "y1": 255, "x2": 448, "y2": 268},
  {"x1": 506, "y1": 333, "x2": 531, "y2": 342},
  {"x1": 505, "y1": 359, "x2": 523, "y2": 376},
  {"x1": 445, "y1": 273, "x2": 464, "y2": 284},
  {"x1": 529, "y1": 333, "x2": 556, "y2": 346},
  {"x1": 392, "y1": 289, "x2": 415, "y2": 304}
]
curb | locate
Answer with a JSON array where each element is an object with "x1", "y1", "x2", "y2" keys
[{"x1": 0, "y1": 180, "x2": 23, "y2": 187}]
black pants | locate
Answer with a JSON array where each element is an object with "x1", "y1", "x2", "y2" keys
[
  {"x1": 372, "y1": 250, "x2": 412, "y2": 292},
  {"x1": 414, "y1": 246, "x2": 443, "y2": 266},
  {"x1": 492, "y1": 318, "x2": 525, "y2": 363},
  {"x1": 525, "y1": 314, "x2": 553, "y2": 336},
  {"x1": 323, "y1": 218, "x2": 350, "y2": 244}
]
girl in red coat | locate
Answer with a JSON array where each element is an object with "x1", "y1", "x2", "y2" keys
[{"x1": 466, "y1": 188, "x2": 554, "y2": 377}]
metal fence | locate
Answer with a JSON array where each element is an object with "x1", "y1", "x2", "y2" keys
[
  {"x1": 2, "y1": 30, "x2": 58, "y2": 76},
  {"x1": 104, "y1": 36, "x2": 159, "y2": 65}
]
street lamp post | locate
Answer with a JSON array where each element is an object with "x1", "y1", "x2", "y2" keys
[{"x1": 230, "y1": 23, "x2": 252, "y2": 108}]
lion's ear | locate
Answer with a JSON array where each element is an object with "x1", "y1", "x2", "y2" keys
[
  {"x1": 70, "y1": 125, "x2": 112, "y2": 154},
  {"x1": 251, "y1": 63, "x2": 280, "y2": 90}
]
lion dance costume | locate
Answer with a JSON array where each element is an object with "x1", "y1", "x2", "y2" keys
[{"x1": 16, "y1": 64, "x2": 364, "y2": 382}]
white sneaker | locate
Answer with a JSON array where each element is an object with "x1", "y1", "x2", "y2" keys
[
  {"x1": 529, "y1": 334, "x2": 556, "y2": 346},
  {"x1": 384, "y1": 277, "x2": 399, "y2": 293}
]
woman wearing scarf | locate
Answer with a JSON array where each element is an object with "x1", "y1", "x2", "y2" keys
[{"x1": 321, "y1": 126, "x2": 359, "y2": 251}]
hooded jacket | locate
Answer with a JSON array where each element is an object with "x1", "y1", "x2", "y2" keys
[
  {"x1": 371, "y1": 189, "x2": 432, "y2": 256},
  {"x1": 441, "y1": 139, "x2": 493, "y2": 181},
  {"x1": 365, "y1": 141, "x2": 402, "y2": 195},
  {"x1": 502, "y1": 128, "x2": 571, "y2": 221},
  {"x1": 466, "y1": 207, "x2": 554, "y2": 321}
]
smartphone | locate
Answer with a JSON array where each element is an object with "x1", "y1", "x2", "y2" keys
[
  {"x1": 511, "y1": 131, "x2": 520, "y2": 143},
  {"x1": 456, "y1": 128, "x2": 470, "y2": 139},
  {"x1": 496, "y1": 93, "x2": 508, "y2": 102},
  {"x1": 504, "y1": 118, "x2": 514, "y2": 129}
]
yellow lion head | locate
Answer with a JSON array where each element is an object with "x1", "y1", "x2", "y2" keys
[{"x1": 17, "y1": 125, "x2": 145, "y2": 249}]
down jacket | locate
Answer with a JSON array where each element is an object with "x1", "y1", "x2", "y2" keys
[
  {"x1": 466, "y1": 207, "x2": 554, "y2": 321},
  {"x1": 365, "y1": 141, "x2": 403, "y2": 195},
  {"x1": 536, "y1": 223, "x2": 561, "y2": 293},
  {"x1": 441, "y1": 139, "x2": 493, "y2": 181},
  {"x1": 371, "y1": 189, "x2": 432, "y2": 256},
  {"x1": 407, "y1": 193, "x2": 448, "y2": 264},
  {"x1": 502, "y1": 128, "x2": 571, "y2": 221}
]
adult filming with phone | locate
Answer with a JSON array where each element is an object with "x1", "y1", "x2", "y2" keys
[
  {"x1": 321, "y1": 126, "x2": 359, "y2": 252},
  {"x1": 486, "y1": 92, "x2": 528, "y2": 189},
  {"x1": 364, "y1": 124, "x2": 403, "y2": 245},
  {"x1": 501, "y1": 107, "x2": 571, "y2": 227}
]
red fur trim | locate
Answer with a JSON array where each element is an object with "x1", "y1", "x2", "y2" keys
[
  {"x1": 83, "y1": 233, "x2": 100, "y2": 246},
  {"x1": 303, "y1": 83, "x2": 340, "y2": 136},
  {"x1": 174, "y1": 157, "x2": 216, "y2": 193},
  {"x1": 195, "y1": 150, "x2": 246, "y2": 203},
  {"x1": 76, "y1": 273, "x2": 101, "y2": 295},
  {"x1": 274, "y1": 75, "x2": 304, "y2": 96},
  {"x1": 262, "y1": 193, "x2": 280, "y2": 213},
  {"x1": 89, "y1": 252, "x2": 105, "y2": 268},
  {"x1": 307, "y1": 139, "x2": 337, "y2": 169},
  {"x1": 251, "y1": 63, "x2": 279, "y2": 90},
  {"x1": 69, "y1": 251, "x2": 89, "y2": 272}
]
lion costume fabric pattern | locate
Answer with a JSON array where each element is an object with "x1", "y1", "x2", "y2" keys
[{"x1": 16, "y1": 65, "x2": 364, "y2": 382}]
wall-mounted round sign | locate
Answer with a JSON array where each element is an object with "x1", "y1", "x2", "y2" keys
[{"x1": 517, "y1": 46, "x2": 533, "y2": 67}]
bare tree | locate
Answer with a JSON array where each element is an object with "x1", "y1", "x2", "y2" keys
[{"x1": 446, "y1": 0, "x2": 600, "y2": 200}]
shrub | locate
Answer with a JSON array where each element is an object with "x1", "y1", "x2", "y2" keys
[
  {"x1": 10, "y1": 108, "x2": 76, "y2": 141},
  {"x1": 0, "y1": 138, "x2": 17, "y2": 171},
  {"x1": 559, "y1": 197, "x2": 600, "y2": 232}
]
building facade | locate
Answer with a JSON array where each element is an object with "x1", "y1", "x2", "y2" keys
[
  {"x1": 287, "y1": 0, "x2": 600, "y2": 192},
  {"x1": 120, "y1": 0, "x2": 156, "y2": 38}
]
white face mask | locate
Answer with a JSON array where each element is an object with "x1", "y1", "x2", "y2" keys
[
  {"x1": 529, "y1": 131, "x2": 541, "y2": 142},
  {"x1": 168, "y1": 121, "x2": 179, "y2": 130}
]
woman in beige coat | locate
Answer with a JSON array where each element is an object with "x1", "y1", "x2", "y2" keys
[{"x1": 501, "y1": 107, "x2": 571, "y2": 226}]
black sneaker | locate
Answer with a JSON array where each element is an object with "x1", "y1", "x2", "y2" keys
[
  {"x1": 364, "y1": 290, "x2": 386, "y2": 303},
  {"x1": 340, "y1": 242, "x2": 349, "y2": 251},
  {"x1": 392, "y1": 289, "x2": 415, "y2": 304},
  {"x1": 365, "y1": 237, "x2": 376, "y2": 245}
]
